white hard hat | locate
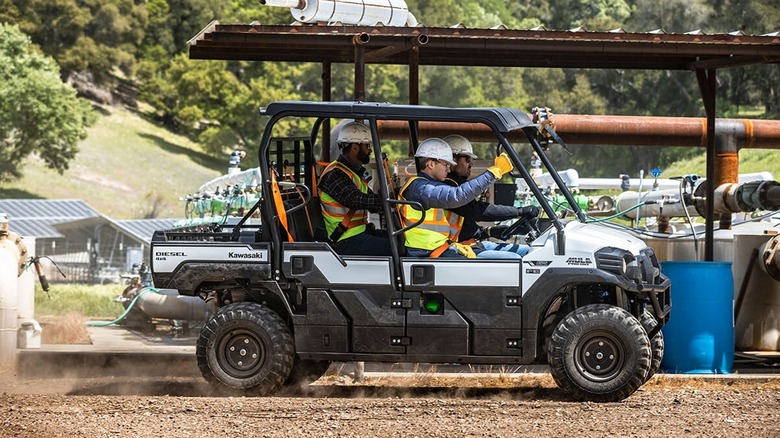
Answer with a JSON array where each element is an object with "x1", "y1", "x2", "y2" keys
[
  {"x1": 337, "y1": 121, "x2": 371, "y2": 145},
  {"x1": 415, "y1": 138, "x2": 457, "y2": 165},
  {"x1": 444, "y1": 134, "x2": 478, "y2": 159}
]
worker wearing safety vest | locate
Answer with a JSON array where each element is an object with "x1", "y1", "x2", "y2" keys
[
  {"x1": 399, "y1": 137, "x2": 514, "y2": 258},
  {"x1": 444, "y1": 134, "x2": 540, "y2": 258},
  {"x1": 318, "y1": 121, "x2": 392, "y2": 256}
]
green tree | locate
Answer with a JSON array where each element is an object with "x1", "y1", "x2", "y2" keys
[
  {"x1": 1, "y1": 0, "x2": 147, "y2": 84},
  {"x1": 0, "y1": 24, "x2": 95, "y2": 181}
]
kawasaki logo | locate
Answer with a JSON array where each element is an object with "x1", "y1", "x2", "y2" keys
[{"x1": 228, "y1": 252, "x2": 264, "y2": 259}]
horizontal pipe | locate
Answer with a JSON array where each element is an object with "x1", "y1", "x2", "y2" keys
[{"x1": 376, "y1": 115, "x2": 780, "y2": 149}]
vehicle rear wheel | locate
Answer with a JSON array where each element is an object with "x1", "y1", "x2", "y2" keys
[
  {"x1": 639, "y1": 309, "x2": 665, "y2": 381},
  {"x1": 197, "y1": 302, "x2": 294, "y2": 395},
  {"x1": 548, "y1": 304, "x2": 651, "y2": 402}
]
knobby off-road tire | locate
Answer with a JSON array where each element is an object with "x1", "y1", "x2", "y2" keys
[
  {"x1": 639, "y1": 309, "x2": 665, "y2": 381},
  {"x1": 197, "y1": 302, "x2": 294, "y2": 395},
  {"x1": 548, "y1": 304, "x2": 651, "y2": 402},
  {"x1": 285, "y1": 356, "x2": 331, "y2": 386}
]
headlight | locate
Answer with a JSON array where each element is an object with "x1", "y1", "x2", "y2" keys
[{"x1": 595, "y1": 247, "x2": 636, "y2": 277}]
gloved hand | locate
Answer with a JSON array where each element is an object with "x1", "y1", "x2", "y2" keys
[
  {"x1": 452, "y1": 242, "x2": 477, "y2": 258},
  {"x1": 518, "y1": 205, "x2": 540, "y2": 217},
  {"x1": 487, "y1": 153, "x2": 513, "y2": 179}
]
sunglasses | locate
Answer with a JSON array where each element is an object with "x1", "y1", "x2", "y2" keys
[{"x1": 455, "y1": 155, "x2": 472, "y2": 163}]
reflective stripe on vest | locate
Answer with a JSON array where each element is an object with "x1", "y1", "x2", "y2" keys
[
  {"x1": 399, "y1": 176, "x2": 463, "y2": 251},
  {"x1": 318, "y1": 161, "x2": 368, "y2": 241}
]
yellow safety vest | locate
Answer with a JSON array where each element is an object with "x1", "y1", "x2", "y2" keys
[
  {"x1": 399, "y1": 176, "x2": 463, "y2": 254},
  {"x1": 318, "y1": 161, "x2": 369, "y2": 241}
]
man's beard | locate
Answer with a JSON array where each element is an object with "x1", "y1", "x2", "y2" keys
[{"x1": 357, "y1": 149, "x2": 371, "y2": 164}]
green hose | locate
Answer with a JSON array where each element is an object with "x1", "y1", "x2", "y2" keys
[{"x1": 86, "y1": 286, "x2": 162, "y2": 327}]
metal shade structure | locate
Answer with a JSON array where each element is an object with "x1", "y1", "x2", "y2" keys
[
  {"x1": 188, "y1": 22, "x2": 780, "y2": 260},
  {"x1": 189, "y1": 23, "x2": 780, "y2": 70}
]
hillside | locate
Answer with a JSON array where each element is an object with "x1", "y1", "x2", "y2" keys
[
  {"x1": 0, "y1": 105, "x2": 225, "y2": 219},
  {"x1": 664, "y1": 148, "x2": 780, "y2": 181}
]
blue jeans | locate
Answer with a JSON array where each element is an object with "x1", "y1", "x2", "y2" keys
[
  {"x1": 478, "y1": 240, "x2": 529, "y2": 257},
  {"x1": 406, "y1": 243, "x2": 526, "y2": 259}
]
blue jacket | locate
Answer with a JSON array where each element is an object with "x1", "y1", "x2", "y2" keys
[{"x1": 403, "y1": 171, "x2": 496, "y2": 210}]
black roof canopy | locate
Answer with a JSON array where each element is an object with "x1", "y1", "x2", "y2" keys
[
  {"x1": 189, "y1": 23, "x2": 780, "y2": 70},
  {"x1": 262, "y1": 100, "x2": 535, "y2": 131}
]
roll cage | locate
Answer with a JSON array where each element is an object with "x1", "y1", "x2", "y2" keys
[{"x1": 254, "y1": 101, "x2": 586, "y2": 280}]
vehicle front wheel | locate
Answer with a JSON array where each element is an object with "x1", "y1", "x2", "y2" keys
[
  {"x1": 547, "y1": 304, "x2": 651, "y2": 402},
  {"x1": 197, "y1": 302, "x2": 294, "y2": 395}
]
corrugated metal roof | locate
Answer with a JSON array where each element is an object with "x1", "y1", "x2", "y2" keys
[
  {"x1": 0, "y1": 199, "x2": 179, "y2": 244},
  {"x1": 116, "y1": 219, "x2": 179, "y2": 244},
  {"x1": 0, "y1": 199, "x2": 102, "y2": 238}
]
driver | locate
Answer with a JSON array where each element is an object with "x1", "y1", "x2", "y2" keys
[
  {"x1": 399, "y1": 137, "x2": 515, "y2": 259},
  {"x1": 444, "y1": 134, "x2": 539, "y2": 257}
]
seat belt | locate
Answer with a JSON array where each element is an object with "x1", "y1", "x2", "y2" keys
[{"x1": 329, "y1": 210, "x2": 357, "y2": 242}]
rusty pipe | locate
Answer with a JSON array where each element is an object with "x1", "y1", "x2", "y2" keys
[
  {"x1": 377, "y1": 115, "x2": 780, "y2": 149},
  {"x1": 353, "y1": 32, "x2": 370, "y2": 46}
]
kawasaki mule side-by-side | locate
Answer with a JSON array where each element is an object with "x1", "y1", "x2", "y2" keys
[{"x1": 150, "y1": 101, "x2": 670, "y2": 402}]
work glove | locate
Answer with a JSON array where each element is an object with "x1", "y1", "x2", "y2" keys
[
  {"x1": 517, "y1": 205, "x2": 540, "y2": 218},
  {"x1": 452, "y1": 242, "x2": 477, "y2": 258},
  {"x1": 487, "y1": 153, "x2": 513, "y2": 179}
]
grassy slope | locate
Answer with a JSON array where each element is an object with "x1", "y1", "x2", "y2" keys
[
  {"x1": 0, "y1": 105, "x2": 224, "y2": 219},
  {"x1": 663, "y1": 148, "x2": 780, "y2": 181}
]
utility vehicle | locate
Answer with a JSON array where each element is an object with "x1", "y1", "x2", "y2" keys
[{"x1": 150, "y1": 101, "x2": 670, "y2": 402}]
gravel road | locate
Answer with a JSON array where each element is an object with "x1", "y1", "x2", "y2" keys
[{"x1": 1, "y1": 371, "x2": 779, "y2": 437}]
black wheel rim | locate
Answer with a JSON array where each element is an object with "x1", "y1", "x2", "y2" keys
[
  {"x1": 574, "y1": 330, "x2": 625, "y2": 382},
  {"x1": 216, "y1": 329, "x2": 266, "y2": 379}
]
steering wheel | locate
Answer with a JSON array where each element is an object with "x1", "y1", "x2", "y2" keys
[{"x1": 499, "y1": 216, "x2": 541, "y2": 243}]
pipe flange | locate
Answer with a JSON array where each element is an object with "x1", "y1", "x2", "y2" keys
[
  {"x1": 693, "y1": 181, "x2": 708, "y2": 217},
  {"x1": 760, "y1": 234, "x2": 780, "y2": 282}
]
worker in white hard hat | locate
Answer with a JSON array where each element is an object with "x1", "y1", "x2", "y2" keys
[
  {"x1": 318, "y1": 121, "x2": 391, "y2": 256},
  {"x1": 444, "y1": 134, "x2": 539, "y2": 257},
  {"x1": 398, "y1": 137, "x2": 514, "y2": 258}
]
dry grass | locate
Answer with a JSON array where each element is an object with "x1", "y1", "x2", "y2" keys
[
  {"x1": 643, "y1": 374, "x2": 780, "y2": 391},
  {"x1": 40, "y1": 313, "x2": 91, "y2": 344}
]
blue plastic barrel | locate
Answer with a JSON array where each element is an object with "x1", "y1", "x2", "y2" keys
[{"x1": 660, "y1": 261, "x2": 734, "y2": 374}]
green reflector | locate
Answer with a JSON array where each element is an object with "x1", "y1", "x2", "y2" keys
[{"x1": 424, "y1": 300, "x2": 441, "y2": 313}]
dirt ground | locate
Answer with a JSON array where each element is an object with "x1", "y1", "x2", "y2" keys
[
  {"x1": 3, "y1": 317, "x2": 777, "y2": 437},
  {"x1": 1, "y1": 370, "x2": 779, "y2": 438}
]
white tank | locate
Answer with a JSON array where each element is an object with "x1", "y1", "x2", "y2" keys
[
  {"x1": 615, "y1": 189, "x2": 698, "y2": 219},
  {"x1": 261, "y1": 0, "x2": 413, "y2": 26},
  {"x1": 0, "y1": 214, "x2": 21, "y2": 364}
]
